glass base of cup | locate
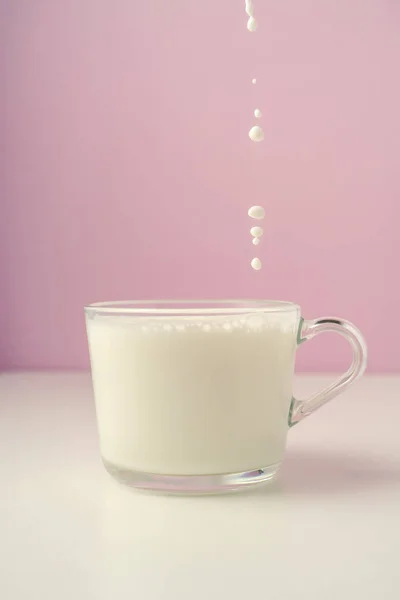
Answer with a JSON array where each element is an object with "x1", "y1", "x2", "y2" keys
[{"x1": 102, "y1": 458, "x2": 281, "y2": 495}]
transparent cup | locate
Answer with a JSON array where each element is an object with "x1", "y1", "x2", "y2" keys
[{"x1": 85, "y1": 300, "x2": 367, "y2": 494}]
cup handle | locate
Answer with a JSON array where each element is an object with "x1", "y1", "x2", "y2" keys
[{"x1": 289, "y1": 317, "x2": 367, "y2": 426}]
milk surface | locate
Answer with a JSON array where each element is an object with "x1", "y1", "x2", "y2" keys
[{"x1": 86, "y1": 312, "x2": 299, "y2": 475}]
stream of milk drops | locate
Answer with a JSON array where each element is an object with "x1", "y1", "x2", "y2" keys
[{"x1": 245, "y1": 0, "x2": 265, "y2": 270}]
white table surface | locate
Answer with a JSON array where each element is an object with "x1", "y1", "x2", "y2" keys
[{"x1": 0, "y1": 372, "x2": 399, "y2": 599}]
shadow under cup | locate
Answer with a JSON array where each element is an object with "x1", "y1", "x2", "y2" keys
[{"x1": 85, "y1": 300, "x2": 367, "y2": 494}]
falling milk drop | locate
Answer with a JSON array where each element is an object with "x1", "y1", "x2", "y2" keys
[
  {"x1": 245, "y1": 0, "x2": 254, "y2": 17},
  {"x1": 252, "y1": 78, "x2": 257, "y2": 84},
  {"x1": 249, "y1": 125, "x2": 264, "y2": 142},
  {"x1": 247, "y1": 16, "x2": 258, "y2": 32},
  {"x1": 248, "y1": 206, "x2": 265, "y2": 219},
  {"x1": 252, "y1": 237, "x2": 260, "y2": 245},
  {"x1": 250, "y1": 226, "x2": 263, "y2": 238},
  {"x1": 254, "y1": 108, "x2": 262, "y2": 118},
  {"x1": 251, "y1": 258, "x2": 262, "y2": 270}
]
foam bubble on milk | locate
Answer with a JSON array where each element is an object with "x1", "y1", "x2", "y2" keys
[{"x1": 89, "y1": 312, "x2": 297, "y2": 336}]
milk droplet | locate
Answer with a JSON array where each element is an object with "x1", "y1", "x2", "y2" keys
[
  {"x1": 250, "y1": 226, "x2": 263, "y2": 237},
  {"x1": 249, "y1": 125, "x2": 264, "y2": 142},
  {"x1": 252, "y1": 78, "x2": 257, "y2": 84},
  {"x1": 252, "y1": 237, "x2": 260, "y2": 245},
  {"x1": 248, "y1": 205, "x2": 265, "y2": 219},
  {"x1": 245, "y1": 0, "x2": 254, "y2": 17},
  {"x1": 247, "y1": 16, "x2": 258, "y2": 32},
  {"x1": 251, "y1": 258, "x2": 262, "y2": 270},
  {"x1": 254, "y1": 108, "x2": 262, "y2": 118}
]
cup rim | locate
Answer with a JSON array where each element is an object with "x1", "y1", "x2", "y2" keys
[{"x1": 84, "y1": 300, "x2": 301, "y2": 316}]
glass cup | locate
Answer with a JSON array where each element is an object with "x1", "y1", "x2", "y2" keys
[{"x1": 85, "y1": 300, "x2": 367, "y2": 494}]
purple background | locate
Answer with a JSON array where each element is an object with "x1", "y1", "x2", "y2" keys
[{"x1": 2, "y1": 0, "x2": 399, "y2": 371}]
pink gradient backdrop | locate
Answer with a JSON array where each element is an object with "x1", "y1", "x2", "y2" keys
[{"x1": 2, "y1": 0, "x2": 399, "y2": 371}]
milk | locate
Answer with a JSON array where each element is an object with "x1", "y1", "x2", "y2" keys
[
  {"x1": 245, "y1": 0, "x2": 266, "y2": 266},
  {"x1": 86, "y1": 312, "x2": 299, "y2": 476},
  {"x1": 248, "y1": 125, "x2": 264, "y2": 142}
]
